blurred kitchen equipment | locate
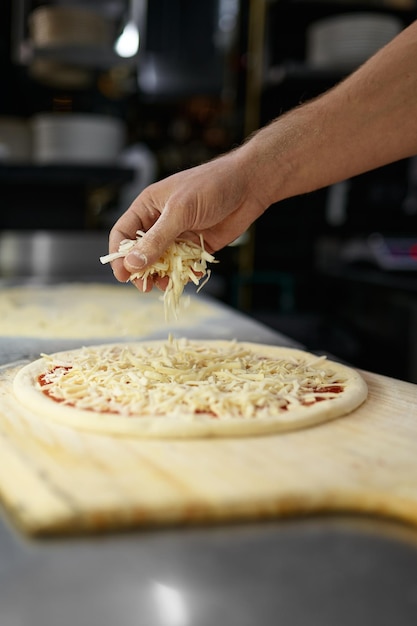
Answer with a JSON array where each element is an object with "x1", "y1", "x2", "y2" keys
[
  {"x1": 306, "y1": 12, "x2": 403, "y2": 70},
  {"x1": 0, "y1": 230, "x2": 110, "y2": 280},
  {"x1": 317, "y1": 233, "x2": 417, "y2": 272},
  {"x1": 28, "y1": 5, "x2": 112, "y2": 49},
  {"x1": 29, "y1": 58, "x2": 93, "y2": 90},
  {"x1": 116, "y1": 143, "x2": 157, "y2": 208},
  {"x1": 100, "y1": 143, "x2": 157, "y2": 227},
  {"x1": 137, "y1": 0, "x2": 233, "y2": 97},
  {"x1": 31, "y1": 113, "x2": 125, "y2": 165},
  {"x1": 0, "y1": 117, "x2": 31, "y2": 163},
  {"x1": 27, "y1": 5, "x2": 113, "y2": 88}
]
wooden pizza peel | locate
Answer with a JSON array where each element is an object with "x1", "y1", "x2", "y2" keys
[{"x1": 0, "y1": 360, "x2": 417, "y2": 536}]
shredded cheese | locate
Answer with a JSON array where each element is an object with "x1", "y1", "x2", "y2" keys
[
  {"x1": 37, "y1": 339, "x2": 346, "y2": 421},
  {"x1": 100, "y1": 231, "x2": 217, "y2": 321}
]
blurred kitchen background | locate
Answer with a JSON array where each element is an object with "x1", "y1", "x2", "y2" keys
[{"x1": 1, "y1": 0, "x2": 417, "y2": 382}]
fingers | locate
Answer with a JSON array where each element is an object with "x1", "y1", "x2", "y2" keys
[
  {"x1": 110, "y1": 257, "x2": 131, "y2": 283},
  {"x1": 131, "y1": 276, "x2": 154, "y2": 292},
  {"x1": 123, "y1": 211, "x2": 181, "y2": 274},
  {"x1": 108, "y1": 192, "x2": 158, "y2": 285},
  {"x1": 108, "y1": 190, "x2": 184, "y2": 292},
  {"x1": 106, "y1": 154, "x2": 253, "y2": 293}
]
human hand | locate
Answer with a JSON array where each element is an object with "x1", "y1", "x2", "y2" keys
[{"x1": 109, "y1": 149, "x2": 266, "y2": 291}]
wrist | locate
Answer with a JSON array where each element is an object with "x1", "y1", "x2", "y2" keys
[{"x1": 237, "y1": 122, "x2": 296, "y2": 210}]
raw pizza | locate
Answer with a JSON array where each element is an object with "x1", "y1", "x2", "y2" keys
[
  {"x1": 13, "y1": 339, "x2": 368, "y2": 438},
  {"x1": 0, "y1": 283, "x2": 216, "y2": 339}
]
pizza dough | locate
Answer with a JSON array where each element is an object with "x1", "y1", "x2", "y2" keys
[
  {"x1": 13, "y1": 339, "x2": 368, "y2": 438},
  {"x1": 0, "y1": 283, "x2": 216, "y2": 339}
]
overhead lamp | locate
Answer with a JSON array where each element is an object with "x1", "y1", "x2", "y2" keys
[{"x1": 114, "y1": 20, "x2": 139, "y2": 58}]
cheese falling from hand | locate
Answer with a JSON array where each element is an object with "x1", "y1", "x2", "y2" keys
[
  {"x1": 100, "y1": 231, "x2": 217, "y2": 320},
  {"x1": 38, "y1": 340, "x2": 346, "y2": 421}
]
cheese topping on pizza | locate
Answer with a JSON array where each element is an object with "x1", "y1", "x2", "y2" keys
[
  {"x1": 37, "y1": 339, "x2": 346, "y2": 420},
  {"x1": 100, "y1": 231, "x2": 217, "y2": 320}
]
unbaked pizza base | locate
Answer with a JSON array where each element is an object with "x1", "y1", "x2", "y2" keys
[
  {"x1": 0, "y1": 283, "x2": 216, "y2": 339},
  {"x1": 12, "y1": 341, "x2": 368, "y2": 439}
]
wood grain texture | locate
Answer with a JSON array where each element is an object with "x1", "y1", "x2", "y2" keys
[{"x1": 0, "y1": 364, "x2": 416, "y2": 536}]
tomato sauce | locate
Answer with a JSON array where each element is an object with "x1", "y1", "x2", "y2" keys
[{"x1": 38, "y1": 366, "x2": 72, "y2": 404}]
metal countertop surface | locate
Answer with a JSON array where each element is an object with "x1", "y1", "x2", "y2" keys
[
  {"x1": 1, "y1": 288, "x2": 417, "y2": 625},
  {"x1": 1, "y1": 513, "x2": 417, "y2": 626}
]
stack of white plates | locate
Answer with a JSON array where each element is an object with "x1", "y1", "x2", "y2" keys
[
  {"x1": 28, "y1": 5, "x2": 112, "y2": 88},
  {"x1": 29, "y1": 5, "x2": 112, "y2": 49},
  {"x1": 306, "y1": 12, "x2": 403, "y2": 70}
]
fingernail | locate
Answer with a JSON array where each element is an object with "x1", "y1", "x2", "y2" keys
[{"x1": 126, "y1": 251, "x2": 147, "y2": 270}]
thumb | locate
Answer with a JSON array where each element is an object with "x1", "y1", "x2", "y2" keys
[{"x1": 124, "y1": 215, "x2": 179, "y2": 273}]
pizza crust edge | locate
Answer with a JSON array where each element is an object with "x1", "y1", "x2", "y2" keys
[{"x1": 12, "y1": 341, "x2": 368, "y2": 439}]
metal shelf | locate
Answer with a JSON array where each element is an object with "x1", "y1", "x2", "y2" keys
[{"x1": 0, "y1": 164, "x2": 134, "y2": 186}]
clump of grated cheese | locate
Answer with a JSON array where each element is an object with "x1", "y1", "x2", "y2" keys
[
  {"x1": 38, "y1": 339, "x2": 346, "y2": 421},
  {"x1": 100, "y1": 231, "x2": 217, "y2": 321}
]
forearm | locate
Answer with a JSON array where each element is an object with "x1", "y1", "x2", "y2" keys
[
  {"x1": 238, "y1": 20, "x2": 417, "y2": 209},
  {"x1": 109, "y1": 21, "x2": 417, "y2": 278}
]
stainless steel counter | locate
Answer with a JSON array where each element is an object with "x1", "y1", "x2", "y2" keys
[
  {"x1": 1, "y1": 513, "x2": 417, "y2": 625},
  {"x1": 1, "y1": 289, "x2": 417, "y2": 625}
]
